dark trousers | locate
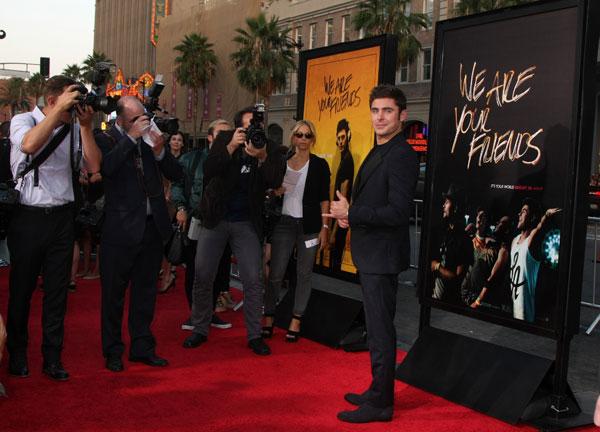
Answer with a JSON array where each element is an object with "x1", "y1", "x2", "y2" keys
[
  {"x1": 331, "y1": 226, "x2": 348, "y2": 272},
  {"x1": 100, "y1": 218, "x2": 163, "y2": 358},
  {"x1": 360, "y1": 272, "x2": 398, "y2": 408},
  {"x1": 6, "y1": 204, "x2": 74, "y2": 364},
  {"x1": 184, "y1": 241, "x2": 231, "y2": 310}
]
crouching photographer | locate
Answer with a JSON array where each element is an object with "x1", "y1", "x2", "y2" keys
[
  {"x1": 7, "y1": 75, "x2": 102, "y2": 381},
  {"x1": 183, "y1": 105, "x2": 282, "y2": 355}
]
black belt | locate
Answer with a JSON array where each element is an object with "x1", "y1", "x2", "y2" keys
[{"x1": 19, "y1": 202, "x2": 74, "y2": 215}]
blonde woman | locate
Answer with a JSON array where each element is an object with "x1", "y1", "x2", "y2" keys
[{"x1": 263, "y1": 120, "x2": 330, "y2": 342}]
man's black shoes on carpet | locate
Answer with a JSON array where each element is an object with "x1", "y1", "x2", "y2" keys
[
  {"x1": 248, "y1": 338, "x2": 271, "y2": 356},
  {"x1": 8, "y1": 358, "x2": 29, "y2": 378},
  {"x1": 337, "y1": 404, "x2": 393, "y2": 423},
  {"x1": 128, "y1": 354, "x2": 169, "y2": 367},
  {"x1": 42, "y1": 362, "x2": 69, "y2": 381},
  {"x1": 105, "y1": 355, "x2": 124, "y2": 372},
  {"x1": 183, "y1": 333, "x2": 207, "y2": 348},
  {"x1": 344, "y1": 392, "x2": 369, "y2": 406}
]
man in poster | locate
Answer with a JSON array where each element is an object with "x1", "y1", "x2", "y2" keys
[
  {"x1": 510, "y1": 198, "x2": 560, "y2": 322},
  {"x1": 326, "y1": 84, "x2": 418, "y2": 423},
  {"x1": 329, "y1": 119, "x2": 354, "y2": 272}
]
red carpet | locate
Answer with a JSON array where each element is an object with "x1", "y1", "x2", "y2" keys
[{"x1": 0, "y1": 266, "x2": 595, "y2": 431}]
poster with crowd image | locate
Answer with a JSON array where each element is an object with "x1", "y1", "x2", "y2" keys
[
  {"x1": 297, "y1": 35, "x2": 398, "y2": 281},
  {"x1": 420, "y1": 0, "x2": 597, "y2": 335}
]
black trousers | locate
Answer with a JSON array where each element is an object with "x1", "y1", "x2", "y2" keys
[
  {"x1": 360, "y1": 272, "x2": 398, "y2": 408},
  {"x1": 184, "y1": 241, "x2": 231, "y2": 311},
  {"x1": 100, "y1": 218, "x2": 163, "y2": 358},
  {"x1": 6, "y1": 204, "x2": 74, "y2": 364}
]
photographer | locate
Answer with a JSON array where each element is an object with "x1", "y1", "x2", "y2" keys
[
  {"x1": 95, "y1": 96, "x2": 183, "y2": 373},
  {"x1": 7, "y1": 75, "x2": 101, "y2": 381},
  {"x1": 183, "y1": 106, "x2": 281, "y2": 355}
]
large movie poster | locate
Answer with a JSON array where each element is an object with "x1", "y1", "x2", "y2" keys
[
  {"x1": 420, "y1": 2, "x2": 593, "y2": 335},
  {"x1": 297, "y1": 36, "x2": 397, "y2": 280}
]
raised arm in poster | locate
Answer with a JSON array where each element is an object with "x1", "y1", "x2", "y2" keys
[
  {"x1": 419, "y1": 0, "x2": 599, "y2": 336},
  {"x1": 297, "y1": 35, "x2": 398, "y2": 281}
]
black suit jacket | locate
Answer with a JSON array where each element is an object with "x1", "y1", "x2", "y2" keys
[
  {"x1": 348, "y1": 133, "x2": 418, "y2": 274},
  {"x1": 95, "y1": 127, "x2": 183, "y2": 246},
  {"x1": 300, "y1": 154, "x2": 330, "y2": 235}
]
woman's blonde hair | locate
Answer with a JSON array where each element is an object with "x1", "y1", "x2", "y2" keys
[{"x1": 290, "y1": 119, "x2": 317, "y2": 147}]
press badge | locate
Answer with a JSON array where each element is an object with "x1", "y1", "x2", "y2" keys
[{"x1": 304, "y1": 237, "x2": 319, "y2": 249}]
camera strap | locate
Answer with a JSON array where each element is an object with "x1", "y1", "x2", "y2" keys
[{"x1": 18, "y1": 123, "x2": 70, "y2": 186}]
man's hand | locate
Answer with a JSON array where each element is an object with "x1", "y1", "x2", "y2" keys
[
  {"x1": 128, "y1": 114, "x2": 150, "y2": 139},
  {"x1": 176, "y1": 208, "x2": 188, "y2": 231},
  {"x1": 75, "y1": 105, "x2": 94, "y2": 129},
  {"x1": 55, "y1": 84, "x2": 82, "y2": 113},
  {"x1": 323, "y1": 191, "x2": 349, "y2": 219},
  {"x1": 244, "y1": 141, "x2": 267, "y2": 162},
  {"x1": 431, "y1": 260, "x2": 440, "y2": 272},
  {"x1": 318, "y1": 228, "x2": 329, "y2": 252},
  {"x1": 150, "y1": 130, "x2": 166, "y2": 156},
  {"x1": 226, "y1": 128, "x2": 246, "y2": 154}
]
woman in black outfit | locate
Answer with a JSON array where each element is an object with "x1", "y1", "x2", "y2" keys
[{"x1": 263, "y1": 120, "x2": 330, "y2": 341}]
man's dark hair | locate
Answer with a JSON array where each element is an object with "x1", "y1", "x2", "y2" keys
[
  {"x1": 234, "y1": 106, "x2": 254, "y2": 128},
  {"x1": 336, "y1": 118, "x2": 350, "y2": 134},
  {"x1": 521, "y1": 197, "x2": 542, "y2": 227},
  {"x1": 369, "y1": 84, "x2": 407, "y2": 111},
  {"x1": 43, "y1": 75, "x2": 76, "y2": 101}
]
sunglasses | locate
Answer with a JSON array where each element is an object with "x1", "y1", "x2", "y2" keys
[{"x1": 294, "y1": 132, "x2": 314, "y2": 139}]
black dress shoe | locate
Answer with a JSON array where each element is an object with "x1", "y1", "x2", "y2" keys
[
  {"x1": 128, "y1": 354, "x2": 169, "y2": 367},
  {"x1": 183, "y1": 333, "x2": 207, "y2": 348},
  {"x1": 105, "y1": 355, "x2": 124, "y2": 372},
  {"x1": 344, "y1": 392, "x2": 370, "y2": 406},
  {"x1": 248, "y1": 337, "x2": 271, "y2": 356},
  {"x1": 42, "y1": 362, "x2": 69, "y2": 381},
  {"x1": 8, "y1": 360, "x2": 30, "y2": 378},
  {"x1": 337, "y1": 404, "x2": 393, "y2": 423}
]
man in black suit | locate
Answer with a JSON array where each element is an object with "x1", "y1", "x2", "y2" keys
[
  {"x1": 95, "y1": 96, "x2": 183, "y2": 372},
  {"x1": 326, "y1": 84, "x2": 418, "y2": 423}
]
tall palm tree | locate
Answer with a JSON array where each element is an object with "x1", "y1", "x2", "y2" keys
[
  {"x1": 0, "y1": 78, "x2": 31, "y2": 118},
  {"x1": 26, "y1": 72, "x2": 46, "y2": 105},
  {"x1": 81, "y1": 51, "x2": 113, "y2": 84},
  {"x1": 455, "y1": 0, "x2": 534, "y2": 16},
  {"x1": 63, "y1": 64, "x2": 83, "y2": 81},
  {"x1": 230, "y1": 13, "x2": 296, "y2": 117},
  {"x1": 353, "y1": 0, "x2": 429, "y2": 66},
  {"x1": 174, "y1": 33, "x2": 218, "y2": 140}
]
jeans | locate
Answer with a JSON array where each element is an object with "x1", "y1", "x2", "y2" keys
[
  {"x1": 264, "y1": 216, "x2": 319, "y2": 317},
  {"x1": 191, "y1": 220, "x2": 263, "y2": 340}
]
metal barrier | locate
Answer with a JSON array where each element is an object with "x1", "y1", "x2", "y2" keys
[{"x1": 408, "y1": 200, "x2": 600, "y2": 334}]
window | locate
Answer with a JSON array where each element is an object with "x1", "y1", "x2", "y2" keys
[
  {"x1": 294, "y1": 27, "x2": 303, "y2": 52},
  {"x1": 422, "y1": 48, "x2": 432, "y2": 81},
  {"x1": 396, "y1": 61, "x2": 409, "y2": 83},
  {"x1": 325, "y1": 19, "x2": 334, "y2": 46},
  {"x1": 423, "y1": 0, "x2": 434, "y2": 28},
  {"x1": 341, "y1": 15, "x2": 351, "y2": 42},
  {"x1": 309, "y1": 23, "x2": 317, "y2": 49}
]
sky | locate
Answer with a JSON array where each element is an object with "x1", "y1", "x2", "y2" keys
[{"x1": 1, "y1": 0, "x2": 95, "y2": 78}]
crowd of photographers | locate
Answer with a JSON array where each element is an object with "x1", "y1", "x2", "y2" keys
[{"x1": 0, "y1": 72, "x2": 331, "y2": 390}]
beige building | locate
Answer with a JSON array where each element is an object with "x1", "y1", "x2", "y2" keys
[{"x1": 94, "y1": 0, "x2": 155, "y2": 80}]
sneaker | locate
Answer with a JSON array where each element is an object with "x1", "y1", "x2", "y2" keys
[
  {"x1": 210, "y1": 314, "x2": 232, "y2": 329},
  {"x1": 181, "y1": 318, "x2": 194, "y2": 331},
  {"x1": 214, "y1": 295, "x2": 227, "y2": 313}
]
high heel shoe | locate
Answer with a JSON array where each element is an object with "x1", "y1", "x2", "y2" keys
[
  {"x1": 261, "y1": 314, "x2": 274, "y2": 339},
  {"x1": 158, "y1": 273, "x2": 176, "y2": 294},
  {"x1": 285, "y1": 315, "x2": 302, "y2": 343}
]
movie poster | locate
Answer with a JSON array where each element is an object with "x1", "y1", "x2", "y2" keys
[
  {"x1": 299, "y1": 41, "x2": 388, "y2": 278},
  {"x1": 421, "y1": 6, "x2": 585, "y2": 332}
]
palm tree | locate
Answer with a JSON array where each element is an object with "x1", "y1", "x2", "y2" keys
[
  {"x1": 63, "y1": 64, "x2": 83, "y2": 81},
  {"x1": 230, "y1": 13, "x2": 296, "y2": 118},
  {"x1": 0, "y1": 78, "x2": 31, "y2": 118},
  {"x1": 174, "y1": 33, "x2": 218, "y2": 139},
  {"x1": 353, "y1": 0, "x2": 429, "y2": 66},
  {"x1": 81, "y1": 51, "x2": 113, "y2": 84},
  {"x1": 26, "y1": 72, "x2": 46, "y2": 105},
  {"x1": 454, "y1": 0, "x2": 534, "y2": 16}
]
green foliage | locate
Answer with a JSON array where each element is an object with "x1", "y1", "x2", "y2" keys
[
  {"x1": 62, "y1": 64, "x2": 83, "y2": 81},
  {"x1": 353, "y1": 0, "x2": 429, "y2": 65},
  {"x1": 0, "y1": 77, "x2": 31, "y2": 117},
  {"x1": 230, "y1": 13, "x2": 296, "y2": 103},
  {"x1": 81, "y1": 51, "x2": 113, "y2": 84},
  {"x1": 454, "y1": 0, "x2": 535, "y2": 16},
  {"x1": 26, "y1": 73, "x2": 46, "y2": 102}
]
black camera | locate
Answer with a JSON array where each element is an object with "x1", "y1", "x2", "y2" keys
[
  {"x1": 74, "y1": 62, "x2": 118, "y2": 114},
  {"x1": 143, "y1": 81, "x2": 179, "y2": 135},
  {"x1": 245, "y1": 103, "x2": 268, "y2": 149}
]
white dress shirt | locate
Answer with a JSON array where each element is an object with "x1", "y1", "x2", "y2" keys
[{"x1": 10, "y1": 107, "x2": 81, "y2": 207}]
